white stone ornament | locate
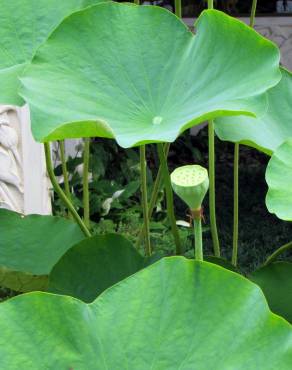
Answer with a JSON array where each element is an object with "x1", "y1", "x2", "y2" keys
[{"x1": 0, "y1": 105, "x2": 51, "y2": 215}]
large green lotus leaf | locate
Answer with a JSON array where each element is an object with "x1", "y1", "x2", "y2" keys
[
  {"x1": 249, "y1": 262, "x2": 292, "y2": 323},
  {"x1": 214, "y1": 68, "x2": 292, "y2": 155},
  {"x1": 0, "y1": 258, "x2": 291, "y2": 369},
  {"x1": 0, "y1": 0, "x2": 106, "y2": 105},
  {"x1": 266, "y1": 139, "x2": 292, "y2": 220},
  {"x1": 20, "y1": 3, "x2": 280, "y2": 147},
  {"x1": 48, "y1": 233, "x2": 159, "y2": 302},
  {"x1": 0, "y1": 209, "x2": 84, "y2": 292}
]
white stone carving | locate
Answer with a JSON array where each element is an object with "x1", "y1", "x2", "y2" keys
[
  {"x1": 0, "y1": 105, "x2": 51, "y2": 215},
  {"x1": 0, "y1": 106, "x2": 23, "y2": 212}
]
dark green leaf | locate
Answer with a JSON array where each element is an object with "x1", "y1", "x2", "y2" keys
[
  {"x1": 48, "y1": 234, "x2": 160, "y2": 302},
  {"x1": 249, "y1": 262, "x2": 292, "y2": 323},
  {"x1": 0, "y1": 209, "x2": 84, "y2": 292}
]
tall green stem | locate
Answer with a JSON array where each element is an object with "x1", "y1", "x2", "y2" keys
[
  {"x1": 59, "y1": 140, "x2": 72, "y2": 219},
  {"x1": 174, "y1": 0, "x2": 182, "y2": 17},
  {"x1": 232, "y1": 143, "x2": 239, "y2": 266},
  {"x1": 250, "y1": 0, "x2": 258, "y2": 28},
  {"x1": 137, "y1": 143, "x2": 170, "y2": 247},
  {"x1": 44, "y1": 142, "x2": 91, "y2": 238},
  {"x1": 133, "y1": 0, "x2": 139, "y2": 4},
  {"x1": 208, "y1": 121, "x2": 220, "y2": 257},
  {"x1": 193, "y1": 215, "x2": 203, "y2": 261},
  {"x1": 207, "y1": 0, "x2": 220, "y2": 257},
  {"x1": 83, "y1": 138, "x2": 90, "y2": 229},
  {"x1": 59, "y1": 141, "x2": 71, "y2": 199},
  {"x1": 264, "y1": 241, "x2": 292, "y2": 266},
  {"x1": 140, "y1": 145, "x2": 151, "y2": 256},
  {"x1": 232, "y1": 0, "x2": 258, "y2": 265},
  {"x1": 157, "y1": 144, "x2": 182, "y2": 255}
]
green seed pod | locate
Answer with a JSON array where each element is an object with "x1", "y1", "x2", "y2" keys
[{"x1": 171, "y1": 165, "x2": 209, "y2": 211}]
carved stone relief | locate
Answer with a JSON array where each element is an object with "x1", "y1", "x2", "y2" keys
[
  {"x1": 0, "y1": 105, "x2": 51, "y2": 215},
  {"x1": 0, "y1": 106, "x2": 23, "y2": 212}
]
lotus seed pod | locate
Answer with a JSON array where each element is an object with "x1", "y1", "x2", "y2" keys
[{"x1": 171, "y1": 165, "x2": 209, "y2": 210}]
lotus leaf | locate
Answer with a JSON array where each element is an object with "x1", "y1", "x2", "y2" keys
[
  {"x1": 48, "y1": 233, "x2": 160, "y2": 302},
  {"x1": 266, "y1": 138, "x2": 292, "y2": 220},
  {"x1": 0, "y1": 258, "x2": 291, "y2": 369},
  {"x1": 215, "y1": 68, "x2": 292, "y2": 155},
  {"x1": 250, "y1": 262, "x2": 292, "y2": 323},
  {"x1": 0, "y1": 209, "x2": 84, "y2": 292},
  {"x1": 20, "y1": 3, "x2": 281, "y2": 146},
  {"x1": 0, "y1": 0, "x2": 106, "y2": 105}
]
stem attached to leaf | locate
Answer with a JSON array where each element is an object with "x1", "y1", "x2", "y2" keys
[
  {"x1": 140, "y1": 145, "x2": 151, "y2": 256},
  {"x1": 192, "y1": 209, "x2": 203, "y2": 261},
  {"x1": 174, "y1": 0, "x2": 182, "y2": 18},
  {"x1": 232, "y1": 0, "x2": 258, "y2": 265},
  {"x1": 232, "y1": 143, "x2": 239, "y2": 266},
  {"x1": 44, "y1": 142, "x2": 91, "y2": 238},
  {"x1": 83, "y1": 138, "x2": 90, "y2": 229},
  {"x1": 137, "y1": 143, "x2": 170, "y2": 247},
  {"x1": 157, "y1": 143, "x2": 182, "y2": 255},
  {"x1": 208, "y1": 120, "x2": 221, "y2": 257},
  {"x1": 207, "y1": 0, "x2": 220, "y2": 257},
  {"x1": 59, "y1": 140, "x2": 72, "y2": 219},
  {"x1": 264, "y1": 241, "x2": 292, "y2": 266}
]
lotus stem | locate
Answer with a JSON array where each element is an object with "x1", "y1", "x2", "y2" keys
[
  {"x1": 232, "y1": 0, "x2": 258, "y2": 264},
  {"x1": 134, "y1": 0, "x2": 140, "y2": 4},
  {"x1": 264, "y1": 241, "x2": 292, "y2": 266},
  {"x1": 207, "y1": 0, "x2": 220, "y2": 257},
  {"x1": 232, "y1": 143, "x2": 239, "y2": 266},
  {"x1": 250, "y1": 0, "x2": 258, "y2": 28},
  {"x1": 157, "y1": 143, "x2": 182, "y2": 255},
  {"x1": 137, "y1": 143, "x2": 170, "y2": 247},
  {"x1": 140, "y1": 145, "x2": 151, "y2": 256},
  {"x1": 59, "y1": 140, "x2": 72, "y2": 219},
  {"x1": 44, "y1": 142, "x2": 91, "y2": 238},
  {"x1": 192, "y1": 210, "x2": 203, "y2": 261},
  {"x1": 175, "y1": 0, "x2": 182, "y2": 18},
  {"x1": 208, "y1": 0, "x2": 214, "y2": 9},
  {"x1": 83, "y1": 138, "x2": 90, "y2": 229},
  {"x1": 208, "y1": 121, "x2": 221, "y2": 257}
]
